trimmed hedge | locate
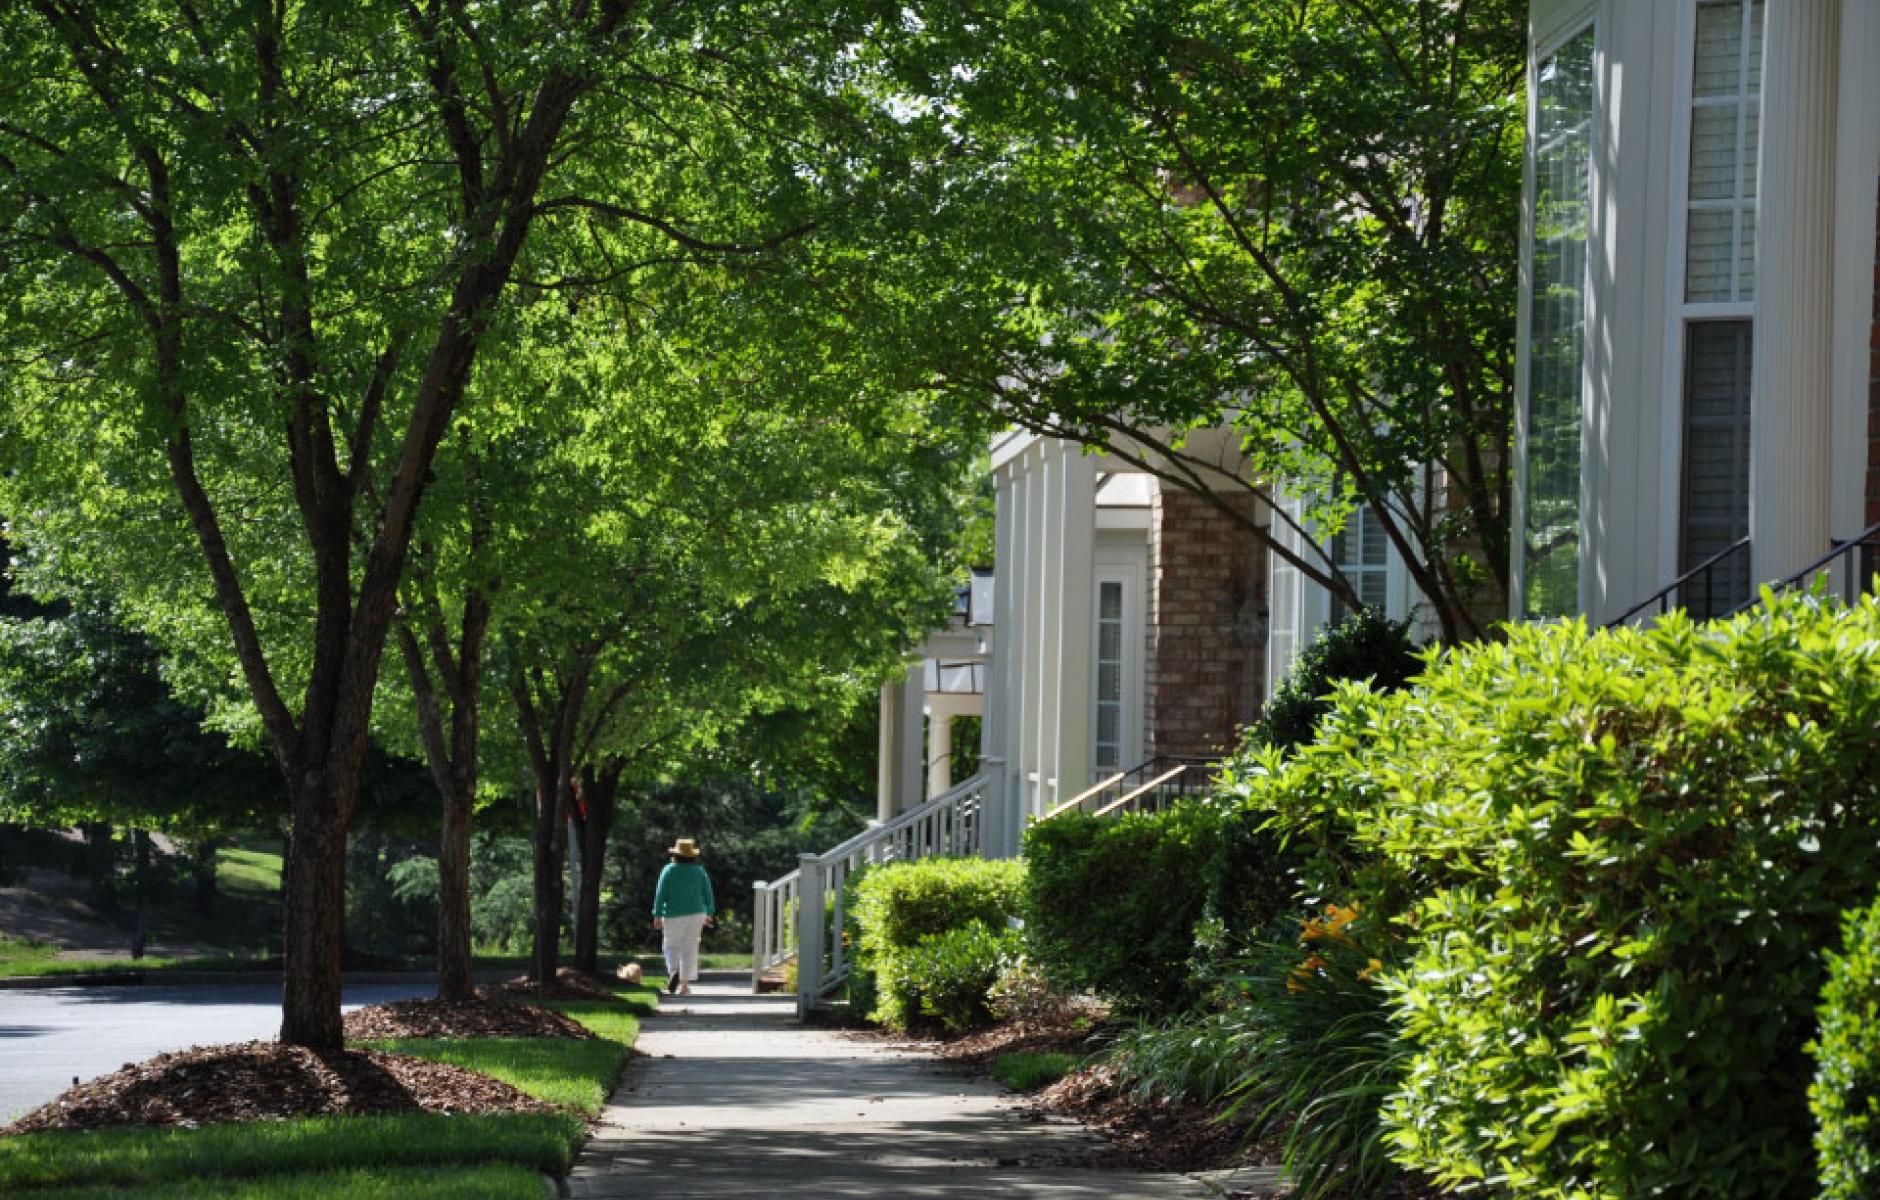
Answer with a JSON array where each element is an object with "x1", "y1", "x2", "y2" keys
[
  {"x1": 1023, "y1": 804, "x2": 1223, "y2": 1014},
  {"x1": 1241, "y1": 596, "x2": 1880, "y2": 1199},
  {"x1": 849, "y1": 857, "x2": 1025, "y2": 1030},
  {"x1": 1248, "y1": 606, "x2": 1421, "y2": 752},
  {"x1": 1813, "y1": 892, "x2": 1880, "y2": 1199}
]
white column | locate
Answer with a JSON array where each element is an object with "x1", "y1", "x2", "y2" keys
[
  {"x1": 876, "y1": 679, "x2": 900, "y2": 823},
  {"x1": 1052, "y1": 445, "x2": 1098, "y2": 803},
  {"x1": 1034, "y1": 444, "x2": 1062, "y2": 813},
  {"x1": 985, "y1": 463, "x2": 1016, "y2": 855},
  {"x1": 1020, "y1": 449, "x2": 1047, "y2": 819},
  {"x1": 1750, "y1": 0, "x2": 1842, "y2": 582},
  {"x1": 898, "y1": 663, "x2": 924, "y2": 812},
  {"x1": 927, "y1": 701, "x2": 953, "y2": 798}
]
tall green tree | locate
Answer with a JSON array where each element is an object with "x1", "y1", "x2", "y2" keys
[
  {"x1": 0, "y1": 0, "x2": 904, "y2": 1048},
  {"x1": 865, "y1": 0, "x2": 1526, "y2": 640}
]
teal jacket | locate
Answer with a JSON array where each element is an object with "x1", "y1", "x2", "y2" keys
[{"x1": 653, "y1": 861, "x2": 715, "y2": 918}]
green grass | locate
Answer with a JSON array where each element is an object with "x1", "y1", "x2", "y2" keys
[
  {"x1": 990, "y1": 1050, "x2": 1081, "y2": 1093},
  {"x1": 0, "y1": 981, "x2": 659, "y2": 1195},
  {"x1": 0, "y1": 937, "x2": 266, "y2": 979},
  {"x1": 216, "y1": 846, "x2": 283, "y2": 898},
  {"x1": 0, "y1": 1113, "x2": 585, "y2": 1191},
  {"x1": 24, "y1": 1164, "x2": 546, "y2": 1200}
]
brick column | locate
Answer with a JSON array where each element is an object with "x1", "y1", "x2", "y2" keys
[{"x1": 1145, "y1": 490, "x2": 1267, "y2": 760}]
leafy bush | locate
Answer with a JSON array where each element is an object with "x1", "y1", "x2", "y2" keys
[
  {"x1": 991, "y1": 1050, "x2": 1080, "y2": 1093},
  {"x1": 987, "y1": 957, "x2": 1076, "y2": 1026},
  {"x1": 1813, "y1": 892, "x2": 1880, "y2": 1199},
  {"x1": 898, "y1": 920, "x2": 1021, "y2": 1034},
  {"x1": 1247, "y1": 597, "x2": 1880, "y2": 1199},
  {"x1": 850, "y1": 857, "x2": 1026, "y2": 1030},
  {"x1": 1023, "y1": 804, "x2": 1222, "y2": 1014},
  {"x1": 1109, "y1": 922, "x2": 1410, "y2": 1200},
  {"x1": 1248, "y1": 606, "x2": 1421, "y2": 752}
]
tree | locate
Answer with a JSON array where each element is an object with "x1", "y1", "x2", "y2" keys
[
  {"x1": 864, "y1": 0, "x2": 1526, "y2": 640},
  {"x1": 0, "y1": 0, "x2": 905, "y2": 1048}
]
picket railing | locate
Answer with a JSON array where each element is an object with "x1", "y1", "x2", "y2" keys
[
  {"x1": 1036, "y1": 754, "x2": 1218, "y2": 823},
  {"x1": 750, "y1": 770, "x2": 992, "y2": 1011}
]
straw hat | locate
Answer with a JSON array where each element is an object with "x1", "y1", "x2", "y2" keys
[{"x1": 668, "y1": 838, "x2": 701, "y2": 859}]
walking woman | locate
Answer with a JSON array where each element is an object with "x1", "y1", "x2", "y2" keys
[{"x1": 652, "y1": 838, "x2": 714, "y2": 995}]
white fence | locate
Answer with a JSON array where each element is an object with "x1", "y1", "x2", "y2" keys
[{"x1": 750, "y1": 771, "x2": 993, "y2": 1011}]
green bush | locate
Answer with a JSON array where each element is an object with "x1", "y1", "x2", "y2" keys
[
  {"x1": 987, "y1": 956, "x2": 1076, "y2": 1026},
  {"x1": 850, "y1": 857, "x2": 1026, "y2": 1030},
  {"x1": 899, "y1": 920, "x2": 1021, "y2": 1034},
  {"x1": 1023, "y1": 804, "x2": 1222, "y2": 1014},
  {"x1": 1110, "y1": 924, "x2": 1409, "y2": 1200},
  {"x1": 1248, "y1": 606, "x2": 1421, "y2": 752},
  {"x1": 1813, "y1": 892, "x2": 1880, "y2": 1199},
  {"x1": 1248, "y1": 596, "x2": 1880, "y2": 1199}
]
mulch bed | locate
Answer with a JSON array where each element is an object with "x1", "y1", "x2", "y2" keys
[
  {"x1": 930, "y1": 1018, "x2": 1105, "y2": 1067},
  {"x1": 3, "y1": 1041, "x2": 555, "y2": 1134},
  {"x1": 481, "y1": 967, "x2": 619, "y2": 1002},
  {"x1": 1033, "y1": 1060, "x2": 1267, "y2": 1174},
  {"x1": 343, "y1": 996, "x2": 594, "y2": 1041}
]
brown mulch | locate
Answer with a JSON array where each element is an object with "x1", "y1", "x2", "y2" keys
[
  {"x1": 342, "y1": 995, "x2": 594, "y2": 1041},
  {"x1": 481, "y1": 967, "x2": 619, "y2": 1002},
  {"x1": 1032, "y1": 1060, "x2": 1267, "y2": 1173},
  {"x1": 931, "y1": 1018, "x2": 1103, "y2": 1067},
  {"x1": 2, "y1": 1041, "x2": 555, "y2": 1134}
]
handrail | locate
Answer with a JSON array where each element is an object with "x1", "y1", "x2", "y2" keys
[
  {"x1": 1728, "y1": 518, "x2": 1880, "y2": 615},
  {"x1": 1608, "y1": 536, "x2": 1750, "y2": 627},
  {"x1": 1091, "y1": 765, "x2": 1186, "y2": 818},
  {"x1": 1040, "y1": 771, "x2": 1125, "y2": 822},
  {"x1": 807, "y1": 771, "x2": 988, "y2": 867}
]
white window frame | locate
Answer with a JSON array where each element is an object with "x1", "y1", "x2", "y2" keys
[
  {"x1": 1656, "y1": 0, "x2": 1762, "y2": 588},
  {"x1": 1513, "y1": 14, "x2": 1601, "y2": 622},
  {"x1": 1089, "y1": 565, "x2": 1142, "y2": 776}
]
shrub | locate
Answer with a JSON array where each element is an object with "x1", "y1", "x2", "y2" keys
[
  {"x1": 1023, "y1": 804, "x2": 1222, "y2": 1014},
  {"x1": 1248, "y1": 606, "x2": 1421, "y2": 752},
  {"x1": 850, "y1": 857, "x2": 1026, "y2": 1030},
  {"x1": 1251, "y1": 597, "x2": 1880, "y2": 1199},
  {"x1": 1813, "y1": 892, "x2": 1880, "y2": 1199},
  {"x1": 1109, "y1": 921, "x2": 1410, "y2": 1200},
  {"x1": 987, "y1": 957, "x2": 1076, "y2": 1026},
  {"x1": 991, "y1": 1050, "x2": 1080, "y2": 1093},
  {"x1": 899, "y1": 920, "x2": 1022, "y2": 1034}
]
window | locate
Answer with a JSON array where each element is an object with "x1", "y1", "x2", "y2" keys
[
  {"x1": 1684, "y1": 0, "x2": 1763, "y2": 304},
  {"x1": 1092, "y1": 577, "x2": 1127, "y2": 772},
  {"x1": 1331, "y1": 503, "x2": 1390, "y2": 619},
  {"x1": 1520, "y1": 26, "x2": 1597, "y2": 620},
  {"x1": 1674, "y1": 0, "x2": 1761, "y2": 617},
  {"x1": 1266, "y1": 496, "x2": 1306, "y2": 696}
]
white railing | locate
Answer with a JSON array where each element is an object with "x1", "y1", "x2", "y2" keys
[{"x1": 750, "y1": 770, "x2": 994, "y2": 1010}]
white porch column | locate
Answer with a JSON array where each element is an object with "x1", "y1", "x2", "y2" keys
[
  {"x1": 1750, "y1": 0, "x2": 1842, "y2": 582},
  {"x1": 927, "y1": 701, "x2": 953, "y2": 798},
  {"x1": 1020, "y1": 448, "x2": 1048, "y2": 820},
  {"x1": 1034, "y1": 444, "x2": 1063, "y2": 814},
  {"x1": 898, "y1": 662, "x2": 924, "y2": 812},
  {"x1": 876, "y1": 678, "x2": 903, "y2": 823},
  {"x1": 986, "y1": 461, "x2": 1017, "y2": 856},
  {"x1": 1052, "y1": 445, "x2": 1098, "y2": 803}
]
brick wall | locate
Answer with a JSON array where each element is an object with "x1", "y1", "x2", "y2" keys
[
  {"x1": 1869, "y1": 181, "x2": 1879, "y2": 527},
  {"x1": 1144, "y1": 489, "x2": 1267, "y2": 760}
]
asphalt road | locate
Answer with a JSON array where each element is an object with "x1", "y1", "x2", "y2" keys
[{"x1": 0, "y1": 980, "x2": 435, "y2": 1122}]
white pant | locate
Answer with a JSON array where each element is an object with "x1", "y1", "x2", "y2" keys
[{"x1": 661, "y1": 913, "x2": 707, "y2": 983}]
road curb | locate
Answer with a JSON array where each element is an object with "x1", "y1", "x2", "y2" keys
[{"x1": 0, "y1": 969, "x2": 501, "y2": 991}]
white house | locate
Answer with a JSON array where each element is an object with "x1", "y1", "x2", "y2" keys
[
  {"x1": 1515, "y1": 0, "x2": 1880, "y2": 623},
  {"x1": 874, "y1": 427, "x2": 1418, "y2": 854}
]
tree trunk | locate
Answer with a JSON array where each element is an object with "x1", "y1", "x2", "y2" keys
[
  {"x1": 437, "y1": 791, "x2": 476, "y2": 1000},
  {"x1": 530, "y1": 778, "x2": 568, "y2": 984},
  {"x1": 279, "y1": 777, "x2": 350, "y2": 1051},
  {"x1": 572, "y1": 766, "x2": 619, "y2": 976},
  {"x1": 191, "y1": 838, "x2": 221, "y2": 916}
]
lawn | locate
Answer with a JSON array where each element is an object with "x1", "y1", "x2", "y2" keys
[
  {"x1": 0, "y1": 937, "x2": 263, "y2": 979},
  {"x1": 0, "y1": 981, "x2": 659, "y2": 1197},
  {"x1": 991, "y1": 1050, "x2": 1081, "y2": 1093}
]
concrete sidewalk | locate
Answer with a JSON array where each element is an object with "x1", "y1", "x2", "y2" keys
[{"x1": 567, "y1": 974, "x2": 1278, "y2": 1199}]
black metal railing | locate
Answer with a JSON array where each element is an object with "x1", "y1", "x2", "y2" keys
[
  {"x1": 1607, "y1": 537, "x2": 1751, "y2": 628},
  {"x1": 1727, "y1": 519, "x2": 1880, "y2": 614}
]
